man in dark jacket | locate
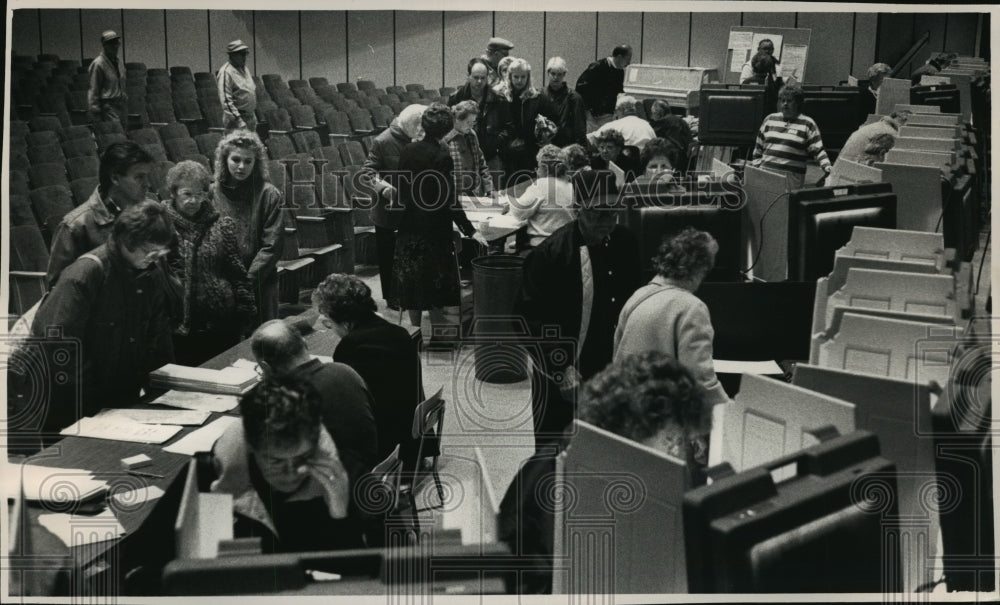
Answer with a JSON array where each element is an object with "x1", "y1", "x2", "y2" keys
[
  {"x1": 541, "y1": 57, "x2": 587, "y2": 147},
  {"x1": 448, "y1": 57, "x2": 513, "y2": 174},
  {"x1": 575, "y1": 44, "x2": 632, "y2": 134},
  {"x1": 358, "y1": 104, "x2": 427, "y2": 309},
  {"x1": 516, "y1": 170, "x2": 641, "y2": 450}
]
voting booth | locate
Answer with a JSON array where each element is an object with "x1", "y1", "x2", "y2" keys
[{"x1": 723, "y1": 26, "x2": 811, "y2": 84}]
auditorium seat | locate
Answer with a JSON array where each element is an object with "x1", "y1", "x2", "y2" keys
[
  {"x1": 337, "y1": 140, "x2": 366, "y2": 167},
  {"x1": 193, "y1": 71, "x2": 214, "y2": 84},
  {"x1": 96, "y1": 133, "x2": 128, "y2": 153},
  {"x1": 70, "y1": 177, "x2": 99, "y2": 206},
  {"x1": 165, "y1": 138, "x2": 200, "y2": 162},
  {"x1": 266, "y1": 133, "x2": 296, "y2": 159},
  {"x1": 322, "y1": 109, "x2": 353, "y2": 146},
  {"x1": 10, "y1": 170, "x2": 30, "y2": 196},
  {"x1": 173, "y1": 99, "x2": 205, "y2": 135},
  {"x1": 149, "y1": 160, "x2": 175, "y2": 200},
  {"x1": 439, "y1": 86, "x2": 456, "y2": 98},
  {"x1": 92, "y1": 121, "x2": 126, "y2": 137},
  {"x1": 10, "y1": 224, "x2": 50, "y2": 316},
  {"x1": 60, "y1": 136, "x2": 98, "y2": 159},
  {"x1": 26, "y1": 130, "x2": 60, "y2": 148},
  {"x1": 29, "y1": 184, "x2": 75, "y2": 233},
  {"x1": 29, "y1": 115, "x2": 63, "y2": 133},
  {"x1": 181, "y1": 153, "x2": 212, "y2": 171},
  {"x1": 141, "y1": 143, "x2": 169, "y2": 163},
  {"x1": 356, "y1": 80, "x2": 377, "y2": 93},
  {"x1": 148, "y1": 101, "x2": 178, "y2": 125},
  {"x1": 288, "y1": 105, "x2": 320, "y2": 132},
  {"x1": 370, "y1": 105, "x2": 394, "y2": 130},
  {"x1": 319, "y1": 145, "x2": 345, "y2": 170},
  {"x1": 158, "y1": 122, "x2": 191, "y2": 142},
  {"x1": 385, "y1": 85, "x2": 406, "y2": 96},
  {"x1": 194, "y1": 133, "x2": 222, "y2": 158},
  {"x1": 65, "y1": 155, "x2": 99, "y2": 181},
  {"x1": 59, "y1": 125, "x2": 93, "y2": 141},
  {"x1": 308, "y1": 77, "x2": 329, "y2": 90},
  {"x1": 266, "y1": 108, "x2": 294, "y2": 134},
  {"x1": 197, "y1": 96, "x2": 226, "y2": 132},
  {"x1": 346, "y1": 109, "x2": 374, "y2": 136},
  {"x1": 10, "y1": 194, "x2": 37, "y2": 228},
  {"x1": 29, "y1": 162, "x2": 69, "y2": 189},
  {"x1": 27, "y1": 144, "x2": 66, "y2": 166},
  {"x1": 265, "y1": 159, "x2": 288, "y2": 196},
  {"x1": 128, "y1": 127, "x2": 162, "y2": 146}
]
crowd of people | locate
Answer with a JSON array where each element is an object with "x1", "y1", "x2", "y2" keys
[{"x1": 15, "y1": 27, "x2": 926, "y2": 577}]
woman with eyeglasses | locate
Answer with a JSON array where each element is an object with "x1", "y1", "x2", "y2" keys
[
  {"x1": 164, "y1": 160, "x2": 256, "y2": 365},
  {"x1": 212, "y1": 130, "x2": 285, "y2": 325},
  {"x1": 25, "y1": 201, "x2": 176, "y2": 432}
]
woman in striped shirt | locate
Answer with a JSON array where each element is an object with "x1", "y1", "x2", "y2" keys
[{"x1": 751, "y1": 83, "x2": 831, "y2": 189}]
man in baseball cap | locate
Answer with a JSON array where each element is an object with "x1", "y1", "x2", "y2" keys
[
  {"x1": 88, "y1": 30, "x2": 127, "y2": 129},
  {"x1": 217, "y1": 39, "x2": 258, "y2": 132},
  {"x1": 483, "y1": 37, "x2": 514, "y2": 87}
]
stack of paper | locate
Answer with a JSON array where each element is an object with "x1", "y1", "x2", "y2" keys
[
  {"x1": 151, "y1": 390, "x2": 240, "y2": 413},
  {"x1": 38, "y1": 509, "x2": 125, "y2": 547},
  {"x1": 2, "y1": 463, "x2": 109, "y2": 503},
  {"x1": 149, "y1": 364, "x2": 258, "y2": 396},
  {"x1": 97, "y1": 408, "x2": 210, "y2": 426},
  {"x1": 61, "y1": 416, "x2": 183, "y2": 444}
]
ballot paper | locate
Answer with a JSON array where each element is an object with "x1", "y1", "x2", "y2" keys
[
  {"x1": 38, "y1": 509, "x2": 125, "y2": 548},
  {"x1": 713, "y1": 359, "x2": 784, "y2": 375},
  {"x1": 112, "y1": 485, "x2": 165, "y2": 507},
  {"x1": 162, "y1": 416, "x2": 241, "y2": 456},
  {"x1": 97, "y1": 408, "x2": 211, "y2": 426},
  {"x1": 2, "y1": 463, "x2": 108, "y2": 503},
  {"x1": 608, "y1": 160, "x2": 626, "y2": 189},
  {"x1": 62, "y1": 416, "x2": 183, "y2": 444},
  {"x1": 152, "y1": 390, "x2": 240, "y2": 413}
]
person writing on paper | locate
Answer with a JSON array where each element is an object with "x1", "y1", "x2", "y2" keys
[
  {"x1": 17, "y1": 201, "x2": 175, "y2": 434},
  {"x1": 211, "y1": 378, "x2": 364, "y2": 552},
  {"x1": 442, "y1": 100, "x2": 495, "y2": 198},
  {"x1": 497, "y1": 351, "x2": 711, "y2": 594},
  {"x1": 164, "y1": 160, "x2": 256, "y2": 365},
  {"x1": 502, "y1": 144, "x2": 575, "y2": 253},
  {"x1": 613, "y1": 228, "x2": 729, "y2": 471},
  {"x1": 751, "y1": 83, "x2": 832, "y2": 190}
]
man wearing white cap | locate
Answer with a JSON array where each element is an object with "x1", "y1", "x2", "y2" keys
[
  {"x1": 88, "y1": 30, "x2": 127, "y2": 129},
  {"x1": 217, "y1": 39, "x2": 258, "y2": 132}
]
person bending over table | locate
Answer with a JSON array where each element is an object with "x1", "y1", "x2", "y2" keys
[
  {"x1": 393, "y1": 103, "x2": 488, "y2": 349},
  {"x1": 502, "y1": 144, "x2": 575, "y2": 253},
  {"x1": 17, "y1": 201, "x2": 175, "y2": 435},
  {"x1": 212, "y1": 129, "x2": 285, "y2": 324},
  {"x1": 751, "y1": 82, "x2": 832, "y2": 190},
  {"x1": 164, "y1": 160, "x2": 256, "y2": 365},
  {"x1": 211, "y1": 377, "x2": 363, "y2": 553},
  {"x1": 312, "y1": 273, "x2": 435, "y2": 475}
]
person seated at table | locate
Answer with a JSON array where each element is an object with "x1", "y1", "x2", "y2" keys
[
  {"x1": 647, "y1": 99, "x2": 693, "y2": 173},
  {"x1": 636, "y1": 137, "x2": 687, "y2": 193},
  {"x1": 588, "y1": 129, "x2": 640, "y2": 183},
  {"x1": 249, "y1": 319, "x2": 379, "y2": 511},
  {"x1": 19, "y1": 201, "x2": 175, "y2": 433},
  {"x1": 562, "y1": 143, "x2": 592, "y2": 177},
  {"x1": 502, "y1": 144, "x2": 575, "y2": 253},
  {"x1": 164, "y1": 160, "x2": 256, "y2": 366},
  {"x1": 497, "y1": 351, "x2": 711, "y2": 594},
  {"x1": 211, "y1": 377, "x2": 364, "y2": 552},
  {"x1": 312, "y1": 273, "x2": 435, "y2": 475}
]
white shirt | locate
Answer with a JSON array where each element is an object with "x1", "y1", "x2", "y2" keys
[
  {"x1": 587, "y1": 115, "x2": 656, "y2": 150},
  {"x1": 506, "y1": 177, "x2": 575, "y2": 248}
]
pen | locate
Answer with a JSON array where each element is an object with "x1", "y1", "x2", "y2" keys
[{"x1": 126, "y1": 470, "x2": 164, "y2": 479}]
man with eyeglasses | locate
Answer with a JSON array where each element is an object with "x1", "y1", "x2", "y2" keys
[
  {"x1": 448, "y1": 57, "x2": 513, "y2": 175},
  {"x1": 247, "y1": 320, "x2": 380, "y2": 544},
  {"x1": 541, "y1": 57, "x2": 587, "y2": 147}
]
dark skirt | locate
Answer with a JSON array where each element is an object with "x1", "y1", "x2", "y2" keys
[{"x1": 393, "y1": 232, "x2": 460, "y2": 310}]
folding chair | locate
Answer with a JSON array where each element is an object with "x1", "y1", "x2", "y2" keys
[{"x1": 404, "y1": 388, "x2": 447, "y2": 529}]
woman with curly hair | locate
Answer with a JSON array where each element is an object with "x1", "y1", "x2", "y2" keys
[
  {"x1": 613, "y1": 227, "x2": 729, "y2": 409},
  {"x1": 503, "y1": 144, "x2": 575, "y2": 252},
  {"x1": 589, "y1": 128, "x2": 640, "y2": 181},
  {"x1": 312, "y1": 273, "x2": 431, "y2": 472},
  {"x1": 393, "y1": 103, "x2": 488, "y2": 346},
  {"x1": 638, "y1": 137, "x2": 687, "y2": 192},
  {"x1": 164, "y1": 160, "x2": 256, "y2": 365},
  {"x1": 212, "y1": 129, "x2": 285, "y2": 324}
]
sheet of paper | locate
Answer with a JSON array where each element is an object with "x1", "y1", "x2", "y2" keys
[
  {"x1": 607, "y1": 160, "x2": 626, "y2": 189},
  {"x1": 162, "y1": 416, "x2": 241, "y2": 456},
  {"x1": 112, "y1": 485, "x2": 165, "y2": 506},
  {"x1": 1, "y1": 463, "x2": 108, "y2": 502},
  {"x1": 780, "y1": 44, "x2": 808, "y2": 80},
  {"x1": 847, "y1": 75, "x2": 859, "y2": 86},
  {"x1": 230, "y1": 358, "x2": 255, "y2": 369},
  {"x1": 483, "y1": 214, "x2": 525, "y2": 230},
  {"x1": 97, "y1": 408, "x2": 211, "y2": 426},
  {"x1": 62, "y1": 416, "x2": 183, "y2": 444},
  {"x1": 152, "y1": 390, "x2": 240, "y2": 413},
  {"x1": 713, "y1": 359, "x2": 784, "y2": 375},
  {"x1": 920, "y1": 75, "x2": 952, "y2": 86},
  {"x1": 728, "y1": 30, "x2": 754, "y2": 52},
  {"x1": 730, "y1": 49, "x2": 748, "y2": 73},
  {"x1": 38, "y1": 509, "x2": 125, "y2": 548},
  {"x1": 151, "y1": 363, "x2": 257, "y2": 387}
]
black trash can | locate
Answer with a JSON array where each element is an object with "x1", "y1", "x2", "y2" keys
[{"x1": 472, "y1": 255, "x2": 527, "y2": 383}]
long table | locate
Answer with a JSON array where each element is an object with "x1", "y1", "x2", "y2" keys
[{"x1": 7, "y1": 313, "x2": 415, "y2": 597}]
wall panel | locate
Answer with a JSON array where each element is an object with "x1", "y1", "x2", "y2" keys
[
  {"x1": 443, "y1": 11, "x2": 493, "y2": 90},
  {"x1": 39, "y1": 9, "x2": 81, "y2": 62},
  {"x1": 165, "y1": 10, "x2": 209, "y2": 73},
  {"x1": 208, "y1": 10, "x2": 254, "y2": 75},
  {"x1": 852, "y1": 12, "x2": 878, "y2": 77},
  {"x1": 122, "y1": 10, "x2": 166, "y2": 70},
  {"x1": 254, "y1": 11, "x2": 300, "y2": 80},
  {"x1": 946, "y1": 13, "x2": 980, "y2": 57},
  {"x1": 80, "y1": 9, "x2": 122, "y2": 65},
  {"x1": 641, "y1": 12, "x2": 689, "y2": 67},
  {"x1": 597, "y1": 12, "x2": 641, "y2": 68},
  {"x1": 301, "y1": 11, "x2": 347, "y2": 84},
  {"x1": 690, "y1": 12, "x2": 739, "y2": 71},
  {"x1": 12, "y1": 9, "x2": 41, "y2": 59},
  {"x1": 494, "y1": 11, "x2": 544, "y2": 85},
  {"x1": 741, "y1": 12, "x2": 795, "y2": 29},
  {"x1": 876, "y1": 13, "x2": 915, "y2": 74},
  {"x1": 396, "y1": 11, "x2": 444, "y2": 89},
  {"x1": 347, "y1": 11, "x2": 394, "y2": 87},
  {"x1": 797, "y1": 12, "x2": 853, "y2": 85},
  {"x1": 545, "y1": 12, "x2": 597, "y2": 88},
  {"x1": 914, "y1": 13, "x2": 948, "y2": 67}
]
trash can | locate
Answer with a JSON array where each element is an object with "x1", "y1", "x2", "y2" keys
[{"x1": 472, "y1": 255, "x2": 527, "y2": 383}]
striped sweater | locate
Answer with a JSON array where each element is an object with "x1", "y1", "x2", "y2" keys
[{"x1": 752, "y1": 112, "x2": 831, "y2": 175}]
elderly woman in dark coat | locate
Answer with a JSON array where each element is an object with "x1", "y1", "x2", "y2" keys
[
  {"x1": 393, "y1": 103, "x2": 489, "y2": 344},
  {"x1": 164, "y1": 160, "x2": 256, "y2": 365},
  {"x1": 212, "y1": 129, "x2": 285, "y2": 325}
]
